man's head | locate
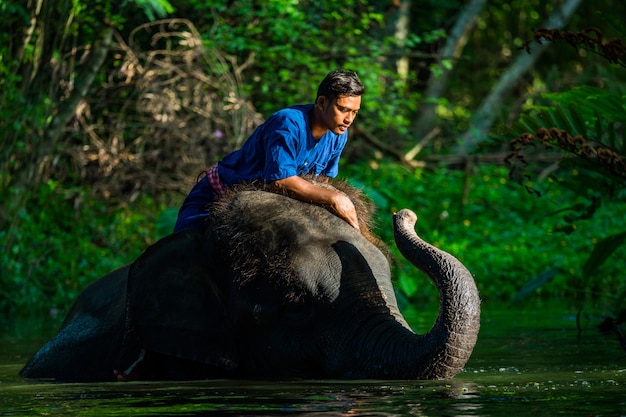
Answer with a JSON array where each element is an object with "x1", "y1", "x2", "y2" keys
[
  {"x1": 313, "y1": 69, "x2": 364, "y2": 137},
  {"x1": 316, "y1": 69, "x2": 364, "y2": 102}
]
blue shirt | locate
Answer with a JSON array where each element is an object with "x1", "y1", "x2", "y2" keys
[{"x1": 218, "y1": 104, "x2": 348, "y2": 185}]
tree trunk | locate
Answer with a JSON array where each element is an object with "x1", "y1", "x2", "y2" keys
[
  {"x1": 454, "y1": 0, "x2": 584, "y2": 155},
  {"x1": 1, "y1": 19, "x2": 113, "y2": 243},
  {"x1": 394, "y1": 0, "x2": 411, "y2": 81},
  {"x1": 16, "y1": 25, "x2": 114, "y2": 190},
  {"x1": 413, "y1": 0, "x2": 487, "y2": 143}
]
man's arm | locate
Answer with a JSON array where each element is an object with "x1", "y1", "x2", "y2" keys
[{"x1": 271, "y1": 176, "x2": 360, "y2": 230}]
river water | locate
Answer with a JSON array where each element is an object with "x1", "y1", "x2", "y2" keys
[{"x1": 1, "y1": 306, "x2": 624, "y2": 416}]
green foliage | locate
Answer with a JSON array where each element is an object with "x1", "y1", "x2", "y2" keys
[
  {"x1": 0, "y1": 0, "x2": 174, "y2": 188},
  {"x1": 130, "y1": 0, "x2": 175, "y2": 21},
  {"x1": 341, "y1": 161, "x2": 626, "y2": 310},
  {"x1": 172, "y1": 0, "x2": 423, "y2": 140},
  {"x1": 583, "y1": 232, "x2": 626, "y2": 278},
  {"x1": 0, "y1": 1, "x2": 176, "y2": 308},
  {"x1": 0, "y1": 181, "x2": 160, "y2": 317},
  {"x1": 524, "y1": 86, "x2": 626, "y2": 141},
  {"x1": 491, "y1": 79, "x2": 626, "y2": 315}
]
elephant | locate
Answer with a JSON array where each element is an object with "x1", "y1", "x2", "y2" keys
[{"x1": 19, "y1": 180, "x2": 480, "y2": 382}]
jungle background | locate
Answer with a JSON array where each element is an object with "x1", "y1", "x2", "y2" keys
[{"x1": 1, "y1": 0, "x2": 625, "y2": 340}]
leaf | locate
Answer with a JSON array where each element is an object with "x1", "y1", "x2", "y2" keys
[
  {"x1": 566, "y1": 103, "x2": 589, "y2": 136},
  {"x1": 593, "y1": 111, "x2": 606, "y2": 143},
  {"x1": 563, "y1": 196, "x2": 601, "y2": 223},
  {"x1": 606, "y1": 121, "x2": 618, "y2": 149},
  {"x1": 582, "y1": 231, "x2": 626, "y2": 278},
  {"x1": 539, "y1": 108, "x2": 558, "y2": 128},
  {"x1": 552, "y1": 105, "x2": 575, "y2": 132},
  {"x1": 566, "y1": 103, "x2": 587, "y2": 136},
  {"x1": 511, "y1": 267, "x2": 560, "y2": 304},
  {"x1": 398, "y1": 271, "x2": 418, "y2": 298},
  {"x1": 132, "y1": 0, "x2": 175, "y2": 21},
  {"x1": 517, "y1": 112, "x2": 544, "y2": 133},
  {"x1": 588, "y1": 94, "x2": 626, "y2": 123}
]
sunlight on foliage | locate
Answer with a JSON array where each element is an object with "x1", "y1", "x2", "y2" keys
[{"x1": 341, "y1": 160, "x2": 626, "y2": 311}]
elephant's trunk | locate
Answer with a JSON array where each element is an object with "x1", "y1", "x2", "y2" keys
[{"x1": 391, "y1": 209, "x2": 480, "y2": 379}]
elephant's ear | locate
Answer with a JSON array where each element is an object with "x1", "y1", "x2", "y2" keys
[{"x1": 126, "y1": 229, "x2": 238, "y2": 371}]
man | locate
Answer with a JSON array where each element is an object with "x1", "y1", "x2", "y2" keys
[{"x1": 174, "y1": 69, "x2": 364, "y2": 232}]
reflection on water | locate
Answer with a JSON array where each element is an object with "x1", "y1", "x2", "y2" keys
[{"x1": 1, "y1": 307, "x2": 625, "y2": 417}]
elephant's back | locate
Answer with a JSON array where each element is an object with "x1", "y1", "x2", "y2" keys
[{"x1": 212, "y1": 190, "x2": 365, "y2": 250}]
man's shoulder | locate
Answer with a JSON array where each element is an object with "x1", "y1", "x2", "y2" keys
[
  {"x1": 271, "y1": 104, "x2": 313, "y2": 121},
  {"x1": 261, "y1": 105, "x2": 313, "y2": 135}
]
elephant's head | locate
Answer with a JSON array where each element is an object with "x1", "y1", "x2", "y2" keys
[{"x1": 126, "y1": 181, "x2": 480, "y2": 380}]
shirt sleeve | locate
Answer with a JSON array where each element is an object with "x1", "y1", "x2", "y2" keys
[{"x1": 262, "y1": 115, "x2": 302, "y2": 181}]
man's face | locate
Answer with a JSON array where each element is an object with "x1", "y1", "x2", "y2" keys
[{"x1": 318, "y1": 95, "x2": 361, "y2": 135}]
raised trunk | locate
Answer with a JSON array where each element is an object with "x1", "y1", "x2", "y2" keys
[{"x1": 391, "y1": 209, "x2": 480, "y2": 379}]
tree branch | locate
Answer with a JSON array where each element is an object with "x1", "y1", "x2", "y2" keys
[
  {"x1": 413, "y1": 0, "x2": 487, "y2": 141},
  {"x1": 454, "y1": 0, "x2": 583, "y2": 155},
  {"x1": 16, "y1": 24, "x2": 114, "y2": 190}
]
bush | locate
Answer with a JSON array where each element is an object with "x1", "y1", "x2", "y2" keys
[
  {"x1": 0, "y1": 180, "x2": 161, "y2": 317},
  {"x1": 341, "y1": 161, "x2": 626, "y2": 310}
]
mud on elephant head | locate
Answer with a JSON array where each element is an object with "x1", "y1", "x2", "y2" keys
[{"x1": 20, "y1": 179, "x2": 480, "y2": 382}]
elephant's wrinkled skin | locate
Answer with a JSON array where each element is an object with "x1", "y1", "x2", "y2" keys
[{"x1": 20, "y1": 182, "x2": 480, "y2": 382}]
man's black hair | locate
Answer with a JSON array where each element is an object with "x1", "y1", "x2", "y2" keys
[{"x1": 316, "y1": 69, "x2": 364, "y2": 101}]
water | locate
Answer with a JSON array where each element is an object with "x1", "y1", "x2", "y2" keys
[{"x1": 1, "y1": 306, "x2": 625, "y2": 416}]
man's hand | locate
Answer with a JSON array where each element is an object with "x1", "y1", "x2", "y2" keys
[
  {"x1": 327, "y1": 192, "x2": 360, "y2": 230},
  {"x1": 272, "y1": 176, "x2": 360, "y2": 230}
]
